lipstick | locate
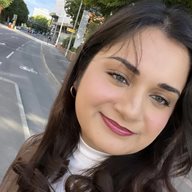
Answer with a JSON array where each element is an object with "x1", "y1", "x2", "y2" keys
[{"x1": 101, "y1": 114, "x2": 134, "y2": 136}]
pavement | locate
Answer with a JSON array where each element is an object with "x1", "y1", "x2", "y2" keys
[{"x1": 0, "y1": 24, "x2": 192, "y2": 191}]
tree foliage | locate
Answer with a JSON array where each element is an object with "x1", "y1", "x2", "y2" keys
[
  {"x1": 84, "y1": 0, "x2": 192, "y2": 15},
  {"x1": 65, "y1": 0, "x2": 133, "y2": 35},
  {"x1": 65, "y1": 0, "x2": 85, "y2": 26},
  {"x1": 65, "y1": 0, "x2": 192, "y2": 47},
  {"x1": 65, "y1": 0, "x2": 192, "y2": 26},
  {"x1": 83, "y1": 0, "x2": 133, "y2": 16},
  {"x1": 65, "y1": 0, "x2": 134, "y2": 25},
  {"x1": 2, "y1": 0, "x2": 29, "y2": 25},
  {"x1": 28, "y1": 15, "x2": 50, "y2": 33},
  {"x1": 0, "y1": 0, "x2": 13, "y2": 9}
]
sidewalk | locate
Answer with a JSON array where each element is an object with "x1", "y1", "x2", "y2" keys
[{"x1": 0, "y1": 77, "x2": 30, "y2": 181}]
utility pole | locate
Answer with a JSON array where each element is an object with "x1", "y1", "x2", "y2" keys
[
  {"x1": 65, "y1": 0, "x2": 83, "y2": 57},
  {"x1": 55, "y1": 15, "x2": 65, "y2": 46},
  {"x1": 55, "y1": 0, "x2": 67, "y2": 46}
]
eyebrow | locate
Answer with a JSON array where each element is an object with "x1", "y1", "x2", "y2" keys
[
  {"x1": 108, "y1": 56, "x2": 181, "y2": 96},
  {"x1": 108, "y1": 56, "x2": 140, "y2": 75},
  {"x1": 158, "y1": 83, "x2": 180, "y2": 97}
]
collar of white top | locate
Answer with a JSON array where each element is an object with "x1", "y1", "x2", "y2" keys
[
  {"x1": 51, "y1": 137, "x2": 110, "y2": 191},
  {"x1": 68, "y1": 136, "x2": 110, "y2": 173},
  {"x1": 79, "y1": 136, "x2": 109, "y2": 161}
]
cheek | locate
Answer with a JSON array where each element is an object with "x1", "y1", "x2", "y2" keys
[
  {"x1": 146, "y1": 111, "x2": 172, "y2": 136},
  {"x1": 78, "y1": 73, "x2": 118, "y2": 104}
]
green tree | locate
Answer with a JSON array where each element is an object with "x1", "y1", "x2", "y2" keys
[
  {"x1": 84, "y1": 0, "x2": 132, "y2": 16},
  {"x1": 85, "y1": 20, "x2": 101, "y2": 39},
  {"x1": 65, "y1": 0, "x2": 105, "y2": 29},
  {"x1": 84, "y1": 0, "x2": 192, "y2": 15},
  {"x1": 84, "y1": 0, "x2": 192, "y2": 14},
  {"x1": 0, "y1": 0, "x2": 13, "y2": 13},
  {"x1": 65, "y1": 0, "x2": 133, "y2": 23},
  {"x1": 28, "y1": 15, "x2": 50, "y2": 33},
  {"x1": 62, "y1": 35, "x2": 76, "y2": 50},
  {"x1": 65, "y1": 0, "x2": 192, "y2": 24},
  {"x1": 0, "y1": 0, "x2": 13, "y2": 8},
  {"x1": 65, "y1": 0, "x2": 192, "y2": 49},
  {"x1": 65, "y1": 0, "x2": 85, "y2": 26},
  {"x1": 2, "y1": 0, "x2": 29, "y2": 25},
  {"x1": 65, "y1": 0, "x2": 131, "y2": 42}
]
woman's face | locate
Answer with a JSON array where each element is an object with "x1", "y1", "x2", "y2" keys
[{"x1": 75, "y1": 27, "x2": 190, "y2": 155}]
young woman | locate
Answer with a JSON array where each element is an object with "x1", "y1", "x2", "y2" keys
[{"x1": 1, "y1": 1, "x2": 192, "y2": 191}]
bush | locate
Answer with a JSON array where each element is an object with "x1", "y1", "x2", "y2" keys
[
  {"x1": 62, "y1": 36, "x2": 76, "y2": 51},
  {"x1": 0, "y1": 14, "x2": 6, "y2": 23},
  {"x1": 85, "y1": 22, "x2": 101, "y2": 40},
  {"x1": 70, "y1": 47, "x2": 77, "y2": 52}
]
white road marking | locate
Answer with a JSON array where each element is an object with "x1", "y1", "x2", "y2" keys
[
  {"x1": 14, "y1": 81, "x2": 31, "y2": 139},
  {"x1": 17, "y1": 42, "x2": 28, "y2": 51},
  {"x1": 0, "y1": 62, "x2": 2, "y2": 65},
  {"x1": 0, "y1": 42, "x2": 6, "y2": 45},
  {"x1": 0, "y1": 77, "x2": 30, "y2": 139},
  {"x1": 19, "y1": 65, "x2": 38, "y2": 74},
  {"x1": 6, "y1": 51, "x2": 14, "y2": 59}
]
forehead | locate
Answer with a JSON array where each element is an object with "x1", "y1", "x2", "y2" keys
[{"x1": 99, "y1": 27, "x2": 188, "y2": 60}]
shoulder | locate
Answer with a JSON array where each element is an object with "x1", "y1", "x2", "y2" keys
[{"x1": 0, "y1": 133, "x2": 43, "y2": 191}]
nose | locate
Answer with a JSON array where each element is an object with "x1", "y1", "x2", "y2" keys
[{"x1": 114, "y1": 89, "x2": 144, "y2": 122}]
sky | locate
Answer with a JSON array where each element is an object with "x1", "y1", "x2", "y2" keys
[{"x1": 24, "y1": 0, "x2": 56, "y2": 16}]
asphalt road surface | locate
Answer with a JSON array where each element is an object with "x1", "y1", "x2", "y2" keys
[
  {"x1": 0, "y1": 25, "x2": 68, "y2": 134},
  {"x1": 0, "y1": 24, "x2": 69, "y2": 180}
]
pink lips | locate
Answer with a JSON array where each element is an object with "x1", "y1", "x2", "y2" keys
[{"x1": 101, "y1": 114, "x2": 134, "y2": 136}]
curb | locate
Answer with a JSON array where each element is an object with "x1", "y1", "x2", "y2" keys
[
  {"x1": 40, "y1": 43, "x2": 61, "y2": 86},
  {"x1": 0, "y1": 77, "x2": 30, "y2": 139}
]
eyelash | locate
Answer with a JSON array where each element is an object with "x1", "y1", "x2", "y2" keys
[
  {"x1": 107, "y1": 71, "x2": 170, "y2": 107},
  {"x1": 150, "y1": 95, "x2": 170, "y2": 107},
  {"x1": 108, "y1": 72, "x2": 129, "y2": 85}
]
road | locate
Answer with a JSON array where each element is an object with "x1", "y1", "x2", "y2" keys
[
  {"x1": 0, "y1": 25, "x2": 68, "y2": 134},
  {"x1": 0, "y1": 24, "x2": 69, "y2": 180}
]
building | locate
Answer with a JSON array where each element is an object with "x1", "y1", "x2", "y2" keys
[
  {"x1": 32, "y1": 8, "x2": 52, "y2": 20},
  {"x1": 50, "y1": 0, "x2": 72, "y2": 44},
  {"x1": 55, "y1": 0, "x2": 71, "y2": 25}
]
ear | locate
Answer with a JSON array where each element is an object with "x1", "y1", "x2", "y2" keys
[{"x1": 73, "y1": 81, "x2": 78, "y2": 90}]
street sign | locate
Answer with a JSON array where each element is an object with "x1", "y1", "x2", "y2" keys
[
  {"x1": 67, "y1": 27, "x2": 75, "y2": 33},
  {"x1": 73, "y1": 10, "x2": 89, "y2": 49},
  {"x1": 13, "y1": 14, "x2": 17, "y2": 21}
]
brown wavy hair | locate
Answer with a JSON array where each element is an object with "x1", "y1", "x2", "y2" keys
[{"x1": 13, "y1": 1, "x2": 192, "y2": 191}]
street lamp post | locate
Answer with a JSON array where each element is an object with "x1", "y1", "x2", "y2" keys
[
  {"x1": 65, "y1": 0, "x2": 83, "y2": 57},
  {"x1": 55, "y1": 0, "x2": 67, "y2": 47},
  {"x1": 55, "y1": 15, "x2": 65, "y2": 46}
]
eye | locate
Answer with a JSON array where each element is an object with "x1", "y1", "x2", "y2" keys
[
  {"x1": 108, "y1": 72, "x2": 129, "y2": 85},
  {"x1": 151, "y1": 95, "x2": 170, "y2": 107}
]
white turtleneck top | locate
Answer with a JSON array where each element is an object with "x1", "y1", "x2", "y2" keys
[{"x1": 51, "y1": 136, "x2": 109, "y2": 192}]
